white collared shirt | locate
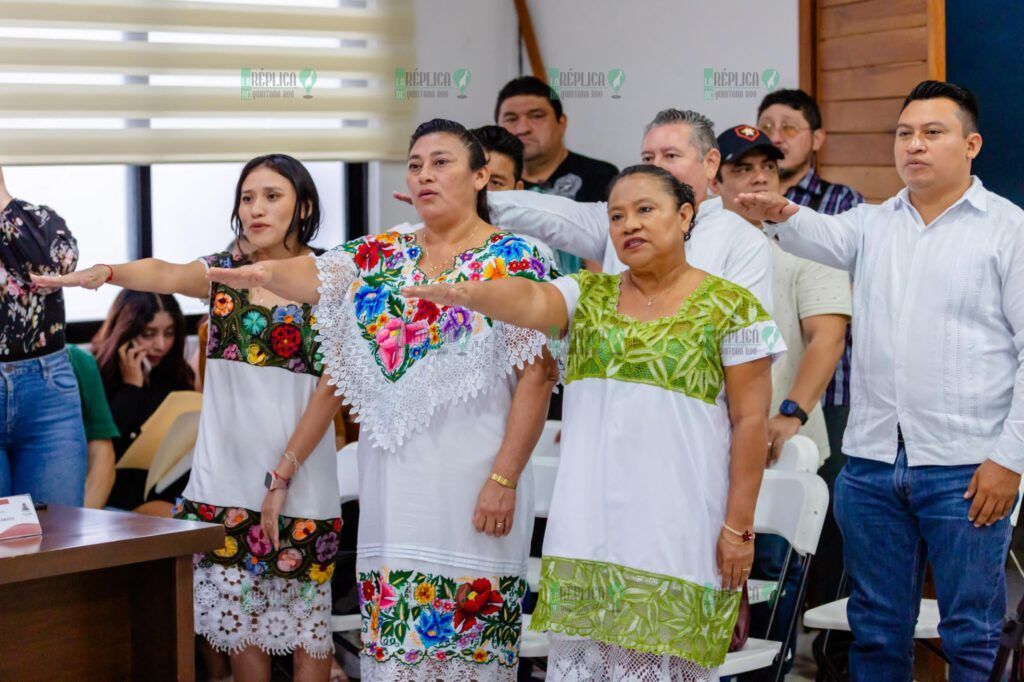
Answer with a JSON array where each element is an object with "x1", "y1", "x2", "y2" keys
[
  {"x1": 765, "y1": 177, "x2": 1024, "y2": 471},
  {"x1": 487, "y1": 191, "x2": 774, "y2": 313}
]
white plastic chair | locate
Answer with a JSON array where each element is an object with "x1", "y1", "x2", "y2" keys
[
  {"x1": 337, "y1": 441, "x2": 359, "y2": 504},
  {"x1": 771, "y1": 434, "x2": 820, "y2": 474},
  {"x1": 526, "y1": 455, "x2": 559, "y2": 592},
  {"x1": 747, "y1": 436, "x2": 821, "y2": 606},
  {"x1": 332, "y1": 443, "x2": 361, "y2": 647},
  {"x1": 534, "y1": 419, "x2": 561, "y2": 459},
  {"x1": 719, "y1": 470, "x2": 830, "y2": 678}
]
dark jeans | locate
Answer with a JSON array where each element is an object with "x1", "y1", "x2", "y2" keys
[
  {"x1": 0, "y1": 349, "x2": 87, "y2": 505},
  {"x1": 835, "y1": 446, "x2": 1012, "y2": 681}
]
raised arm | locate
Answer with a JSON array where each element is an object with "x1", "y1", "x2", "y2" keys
[
  {"x1": 735, "y1": 191, "x2": 863, "y2": 272},
  {"x1": 206, "y1": 254, "x2": 321, "y2": 304},
  {"x1": 487, "y1": 190, "x2": 609, "y2": 263},
  {"x1": 31, "y1": 259, "x2": 208, "y2": 298},
  {"x1": 402, "y1": 276, "x2": 569, "y2": 337}
]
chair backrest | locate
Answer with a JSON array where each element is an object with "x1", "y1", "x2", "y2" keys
[
  {"x1": 531, "y1": 456, "x2": 559, "y2": 518},
  {"x1": 753, "y1": 470, "x2": 830, "y2": 556},
  {"x1": 337, "y1": 442, "x2": 359, "y2": 504},
  {"x1": 771, "y1": 435, "x2": 820, "y2": 474},
  {"x1": 154, "y1": 452, "x2": 193, "y2": 495},
  {"x1": 143, "y1": 409, "x2": 202, "y2": 495},
  {"x1": 533, "y1": 420, "x2": 561, "y2": 459},
  {"x1": 1012, "y1": 475, "x2": 1024, "y2": 526}
]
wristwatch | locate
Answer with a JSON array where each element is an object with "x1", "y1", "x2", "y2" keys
[
  {"x1": 264, "y1": 470, "x2": 291, "y2": 491},
  {"x1": 779, "y1": 399, "x2": 809, "y2": 425}
]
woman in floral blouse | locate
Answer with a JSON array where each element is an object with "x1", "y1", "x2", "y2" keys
[
  {"x1": 207, "y1": 119, "x2": 559, "y2": 681},
  {"x1": 33, "y1": 154, "x2": 345, "y2": 682},
  {"x1": 0, "y1": 164, "x2": 87, "y2": 507},
  {"x1": 405, "y1": 165, "x2": 782, "y2": 681}
]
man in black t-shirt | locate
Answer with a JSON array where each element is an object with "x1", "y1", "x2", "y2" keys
[{"x1": 495, "y1": 76, "x2": 618, "y2": 274}]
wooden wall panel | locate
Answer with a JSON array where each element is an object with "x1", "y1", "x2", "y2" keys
[
  {"x1": 817, "y1": 133, "x2": 893, "y2": 166},
  {"x1": 820, "y1": 26, "x2": 928, "y2": 70},
  {"x1": 820, "y1": 0, "x2": 926, "y2": 39},
  {"x1": 820, "y1": 61, "x2": 929, "y2": 101},
  {"x1": 807, "y1": 0, "x2": 943, "y2": 203},
  {"x1": 819, "y1": 98, "x2": 903, "y2": 133}
]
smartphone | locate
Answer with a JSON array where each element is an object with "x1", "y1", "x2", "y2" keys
[{"x1": 130, "y1": 339, "x2": 153, "y2": 376}]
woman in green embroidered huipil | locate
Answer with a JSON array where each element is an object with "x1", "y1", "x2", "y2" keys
[
  {"x1": 34, "y1": 155, "x2": 346, "y2": 682},
  {"x1": 406, "y1": 165, "x2": 784, "y2": 681}
]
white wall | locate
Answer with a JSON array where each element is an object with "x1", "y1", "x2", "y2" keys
[
  {"x1": 375, "y1": 0, "x2": 520, "y2": 229},
  {"x1": 373, "y1": 0, "x2": 799, "y2": 230}
]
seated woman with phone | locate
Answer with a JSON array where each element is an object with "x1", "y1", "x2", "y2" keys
[{"x1": 91, "y1": 289, "x2": 196, "y2": 512}]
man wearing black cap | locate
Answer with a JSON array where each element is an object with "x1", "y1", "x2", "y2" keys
[{"x1": 713, "y1": 125, "x2": 851, "y2": 678}]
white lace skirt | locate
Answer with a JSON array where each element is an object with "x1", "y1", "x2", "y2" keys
[
  {"x1": 193, "y1": 562, "x2": 334, "y2": 658},
  {"x1": 547, "y1": 634, "x2": 718, "y2": 682}
]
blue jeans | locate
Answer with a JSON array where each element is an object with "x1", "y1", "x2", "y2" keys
[
  {"x1": 835, "y1": 446, "x2": 1012, "y2": 682},
  {"x1": 0, "y1": 349, "x2": 87, "y2": 506}
]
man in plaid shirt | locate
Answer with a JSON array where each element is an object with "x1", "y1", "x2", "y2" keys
[{"x1": 756, "y1": 89, "x2": 862, "y2": 676}]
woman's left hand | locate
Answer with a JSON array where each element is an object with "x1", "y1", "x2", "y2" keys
[
  {"x1": 261, "y1": 488, "x2": 288, "y2": 551},
  {"x1": 717, "y1": 528, "x2": 755, "y2": 591},
  {"x1": 473, "y1": 478, "x2": 516, "y2": 537}
]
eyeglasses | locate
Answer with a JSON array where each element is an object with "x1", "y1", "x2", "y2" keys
[{"x1": 758, "y1": 121, "x2": 811, "y2": 139}]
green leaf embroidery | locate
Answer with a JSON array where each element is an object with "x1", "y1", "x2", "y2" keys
[{"x1": 564, "y1": 273, "x2": 770, "y2": 403}]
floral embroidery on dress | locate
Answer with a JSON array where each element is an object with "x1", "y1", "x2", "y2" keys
[
  {"x1": 175, "y1": 498, "x2": 341, "y2": 584},
  {"x1": 359, "y1": 566, "x2": 526, "y2": 671},
  {"x1": 336, "y1": 232, "x2": 552, "y2": 382},
  {"x1": 565, "y1": 271, "x2": 773, "y2": 403},
  {"x1": 201, "y1": 251, "x2": 323, "y2": 376},
  {"x1": 314, "y1": 231, "x2": 557, "y2": 452}
]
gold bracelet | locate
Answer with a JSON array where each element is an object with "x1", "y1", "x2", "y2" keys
[
  {"x1": 489, "y1": 472, "x2": 517, "y2": 490},
  {"x1": 722, "y1": 522, "x2": 755, "y2": 543},
  {"x1": 283, "y1": 451, "x2": 301, "y2": 471}
]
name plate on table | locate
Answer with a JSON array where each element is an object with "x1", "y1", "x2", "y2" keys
[{"x1": 0, "y1": 494, "x2": 42, "y2": 541}]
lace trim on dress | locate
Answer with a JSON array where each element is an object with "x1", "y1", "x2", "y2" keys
[
  {"x1": 360, "y1": 656, "x2": 518, "y2": 682},
  {"x1": 547, "y1": 635, "x2": 716, "y2": 682},
  {"x1": 193, "y1": 562, "x2": 334, "y2": 659}
]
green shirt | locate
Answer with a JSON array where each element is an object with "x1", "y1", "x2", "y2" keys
[{"x1": 67, "y1": 345, "x2": 120, "y2": 441}]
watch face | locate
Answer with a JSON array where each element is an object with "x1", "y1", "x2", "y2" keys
[
  {"x1": 780, "y1": 400, "x2": 796, "y2": 415},
  {"x1": 264, "y1": 471, "x2": 273, "y2": 489}
]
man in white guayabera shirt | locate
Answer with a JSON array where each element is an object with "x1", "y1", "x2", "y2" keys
[
  {"x1": 483, "y1": 108, "x2": 775, "y2": 314},
  {"x1": 736, "y1": 80, "x2": 1024, "y2": 680}
]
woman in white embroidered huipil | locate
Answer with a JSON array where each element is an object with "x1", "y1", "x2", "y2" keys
[
  {"x1": 406, "y1": 165, "x2": 783, "y2": 681},
  {"x1": 208, "y1": 119, "x2": 558, "y2": 681}
]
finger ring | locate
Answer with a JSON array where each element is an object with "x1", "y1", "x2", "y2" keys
[
  {"x1": 496, "y1": 521, "x2": 505, "y2": 527},
  {"x1": 741, "y1": 568, "x2": 751, "y2": 573}
]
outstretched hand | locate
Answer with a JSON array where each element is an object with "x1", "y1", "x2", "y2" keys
[
  {"x1": 401, "y1": 283, "x2": 467, "y2": 307},
  {"x1": 30, "y1": 264, "x2": 108, "y2": 290},
  {"x1": 206, "y1": 263, "x2": 272, "y2": 290},
  {"x1": 734, "y1": 191, "x2": 799, "y2": 224}
]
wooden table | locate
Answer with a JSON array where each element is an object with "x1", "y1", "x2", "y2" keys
[{"x1": 0, "y1": 505, "x2": 224, "y2": 681}]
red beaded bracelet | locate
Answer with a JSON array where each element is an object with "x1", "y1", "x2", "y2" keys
[{"x1": 99, "y1": 264, "x2": 114, "y2": 283}]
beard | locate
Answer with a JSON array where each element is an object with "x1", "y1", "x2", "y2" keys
[{"x1": 778, "y1": 151, "x2": 813, "y2": 181}]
